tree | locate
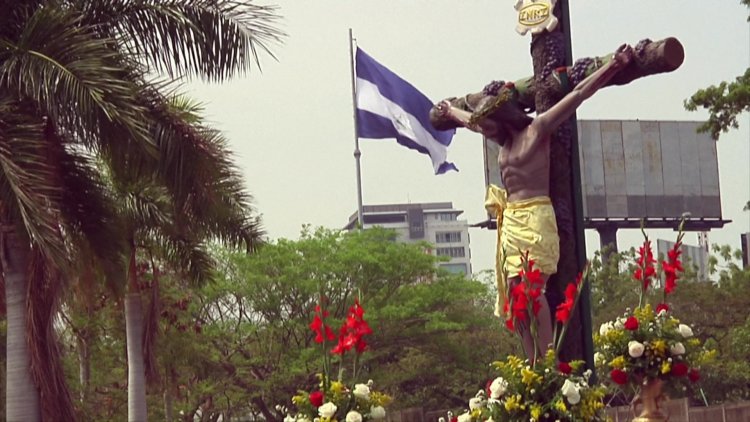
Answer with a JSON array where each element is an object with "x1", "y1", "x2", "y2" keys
[
  {"x1": 195, "y1": 227, "x2": 509, "y2": 417},
  {"x1": 684, "y1": 1, "x2": 750, "y2": 139},
  {"x1": 0, "y1": 1, "x2": 282, "y2": 420}
]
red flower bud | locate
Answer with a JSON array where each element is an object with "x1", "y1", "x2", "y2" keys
[
  {"x1": 656, "y1": 303, "x2": 670, "y2": 314},
  {"x1": 688, "y1": 368, "x2": 701, "y2": 383},
  {"x1": 558, "y1": 362, "x2": 572, "y2": 375},
  {"x1": 671, "y1": 362, "x2": 689, "y2": 377},
  {"x1": 624, "y1": 316, "x2": 639, "y2": 331},
  {"x1": 610, "y1": 369, "x2": 628, "y2": 385},
  {"x1": 309, "y1": 390, "x2": 324, "y2": 407}
]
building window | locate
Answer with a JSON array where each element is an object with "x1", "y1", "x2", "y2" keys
[
  {"x1": 436, "y1": 247, "x2": 465, "y2": 258},
  {"x1": 438, "y1": 213, "x2": 457, "y2": 221},
  {"x1": 436, "y1": 231, "x2": 461, "y2": 243},
  {"x1": 440, "y1": 263, "x2": 468, "y2": 275}
]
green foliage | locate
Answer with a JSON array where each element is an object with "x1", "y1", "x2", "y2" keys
[
  {"x1": 684, "y1": 1, "x2": 750, "y2": 139},
  {"x1": 684, "y1": 67, "x2": 750, "y2": 140}
]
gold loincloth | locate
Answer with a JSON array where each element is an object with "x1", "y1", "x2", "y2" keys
[{"x1": 485, "y1": 184, "x2": 560, "y2": 317}]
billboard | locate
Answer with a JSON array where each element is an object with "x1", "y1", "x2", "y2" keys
[{"x1": 483, "y1": 120, "x2": 722, "y2": 222}]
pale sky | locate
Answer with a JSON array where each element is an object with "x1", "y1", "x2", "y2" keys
[{"x1": 188, "y1": 0, "x2": 750, "y2": 274}]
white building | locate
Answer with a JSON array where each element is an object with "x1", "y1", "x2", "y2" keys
[{"x1": 344, "y1": 202, "x2": 472, "y2": 275}]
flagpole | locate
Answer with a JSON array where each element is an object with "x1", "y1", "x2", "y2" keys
[{"x1": 349, "y1": 28, "x2": 365, "y2": 228}]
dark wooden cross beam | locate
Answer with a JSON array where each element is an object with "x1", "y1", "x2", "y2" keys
[{"x1": 430, "y1": 3, "x2": 683, "y2": 363}]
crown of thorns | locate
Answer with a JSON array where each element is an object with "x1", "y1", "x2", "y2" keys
[{"x1": 470, "y1": 82, "x2": 517, "y2": 126}]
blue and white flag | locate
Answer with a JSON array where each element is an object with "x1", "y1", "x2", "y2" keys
[{"x1": 355, "y1": 48, "x2": 457, "y2": 174}]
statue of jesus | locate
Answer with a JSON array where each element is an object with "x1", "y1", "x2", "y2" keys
[{"x1": 436, "y1": 44, "x2": 634, "y2": 359}]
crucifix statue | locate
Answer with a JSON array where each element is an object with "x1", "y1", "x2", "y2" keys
[{"x1": 429, "y1": 1, "x2": 684, "y2": 361}]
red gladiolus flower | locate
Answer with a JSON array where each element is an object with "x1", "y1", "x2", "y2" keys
[
  {"x1": 510, "y1": 282, "x2": 529, "y2": 322},
  {"x1": 662, "y1": 243, "x2": 684, "y2": 295},
  {"x1": 555, "y1": 282, "x2": 577, "y2": 324},
  {"x1": 309, "y1": 390, "x2": 324, "y2": 407},
  {"x1": 529, "y1": 286, "x2": 543, "y2": 316},
  {"x1": 610, "y1": 369, "x2": 628, "y2": 385},
  {"x1": 656, "y1": 303, "x2": 670, "y2": 314},
  {"x1": 332, "y1": 299, "x2": 372, "y2": 355},
  {"x1": 688, "y1": 368, "x2": 701, "y2": 383},
  {"x1": 624, "y1": 316, "x2": 639, "y2": 331},
  {"x1": 505, "y1": 317, "x2": 515, "y2": 331},
  {"x1": 310, "y1": 304, "x2": 335, "y2": 344},
  {"x1": 671, "y1": 362, "x2": 689, "y2": 377},
  {"x1": 558, "y1": 361, "x2": 572, "y2": 375},
  {"x1": 635, "y1": 240, "x2": 656, "y2": 290},
  {"x1": 450, "y1": 417, "x2": 458, "y2": 422}
]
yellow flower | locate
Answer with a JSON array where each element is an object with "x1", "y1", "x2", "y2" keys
[
  {"x1": 507, "y1": 355, "x2": 524, "y2": 369},
  {"x1": 530, "y1": 405, "x2": 542, "y2": 420},
  {"x1": 635, "y1": 304, "x2": 655, "y2": 322},
  {"x1": 470, "y1": 409, "x2": 481, "y2": 419},
  {"x1": 661, "y1": 361, "x2": 671, "y2": 374},
  {"x1": 331, "y1": 381, "x2": 346, "y2": 394},
  {"x1": 652, "y1": 340, "x2": 667, "y2": 356},
  {"x1": 504, "y1": 394, "x2": 522, "y2": 412},
  {"x1": 687, "y1": 338, "x2": 701, "y2": 347},
  {"x1": 610, "y1": 356, "x2": 626, "y2": 369},
  {"x1": 370, "y1": 391, "x2": 392, "y2": 407},
  {"x1": 521, "y1": 367, "x2": 542, "y2": 386},
  {"x1": 292, "y1": 393, "x2": 306, "y2": 406},
  {"x1": 554, "y1": 399, "x2": 567, "y2": 412}
]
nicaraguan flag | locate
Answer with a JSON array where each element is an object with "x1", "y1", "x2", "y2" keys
[{"x1": 355, "y1": 48, "x2": 457, "y2": 174}]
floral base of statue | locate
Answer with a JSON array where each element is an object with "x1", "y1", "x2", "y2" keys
[{"x1": 632, "y1": 379, "x2": 667, "y2": 422}]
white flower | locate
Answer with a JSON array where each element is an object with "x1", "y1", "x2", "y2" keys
[
  {"x1": 353, "y1": 383, "x2": 370, "y2": 400},
  {"x1": 583, "y1": 369, "x2": 593, "y2": 380},
  {"x1": 594, "y1": 352, "x2": 605, "y2": 365},
  {"x1": 678, "y1": 324, "x2": 694, "y2": 338},
  {"x1": 629, "y1": 340, "x2": 645, "y2": 358},
  {"x1": 469, "y1": 397, "x2": 486, "y2": 410},
  {"x1": 284, "y1": 415, "x2": 295, "y2": 422},
  {"x1": 561, "y1": 379, "x2": 581, "y2": 405},
  {"x1": 318, "y1": 403, "x2": 337, "y2": 419},
  {"x1": 614, "y1": 317, "x2": 625, "y2": 330},
  {"x1": 299, "y1": 418, "x2": 311, "y2": 422},
  {"x1": 670, "y1": 342, "x2": 686, "y2": 355},
  {"x1": 346, "y1": 411, "x2": 362, "y2": 422},
  {"x1": 457, "y1": 412, "x2": 472, "y2": 422},
  {"x1": 485, "y1": 418, "x2": 495, "y2": 422},
  {"x1": 599, "y1": 321, "x2": 614, "y2": 336},
  {"x1": 370, "y1": 406, "x2": 386, "y2": 420},
  {"x1": 489, "y1": 377, "x2": 508, "y2": 399}
]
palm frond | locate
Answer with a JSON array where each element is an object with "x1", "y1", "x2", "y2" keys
[
  {"x1": 46, "y1": 122, "x2": 127, "y2": 287},
  {"x1": 0, "y1": 6, "x2": 156, "y2": 153},
  {"x1": 79, "y1": 0, "x2": 285, "y2": 80},
  {"x1": 0, "y1": 99, "x2": 68, "y2": 266},
  {"x1": 142, "y1": 231, "x2": 216, "y2": 286},
  {"x1": 125, "y1": 86, "x2": 265, "y2": 251}
]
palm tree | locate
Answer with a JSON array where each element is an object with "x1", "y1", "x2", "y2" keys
[
  {"x1": 109, "y1": 94, "x2": 264, "y2": 420},
  {"x1": 0, "y1": 1, "x2": 281, "y2": 420}
]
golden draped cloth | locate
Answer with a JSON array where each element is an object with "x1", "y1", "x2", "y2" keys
[{"x1": 484, "y1": 184, "x2": 560, "y2": 317}]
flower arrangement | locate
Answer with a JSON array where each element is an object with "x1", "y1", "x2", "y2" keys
[
  {"x1": 593, "y1": 227, "x2": 716, "y2": 395},
  {"x1": 451, "y1": 350, "x2": 607, "y2": 422},
  {"x1": 281, "y1": 298, "x2": 392, "y2": 422},
  {"x1": 450, "y1": 254, "x2": 607, "y2": 422}
]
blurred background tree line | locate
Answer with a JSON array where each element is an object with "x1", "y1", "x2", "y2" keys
[{"x1": 1, "y1": 225, "x2": 748, "y2": 421}]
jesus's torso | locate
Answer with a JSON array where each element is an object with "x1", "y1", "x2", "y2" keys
[{"x1": 497, "y1": 125, "x2": 551, "y2": 203}]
